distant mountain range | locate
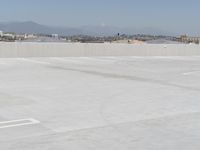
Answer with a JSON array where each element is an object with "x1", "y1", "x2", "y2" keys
[{"x1": 0, "y1": 21, "x2": 172, "y2": 36}]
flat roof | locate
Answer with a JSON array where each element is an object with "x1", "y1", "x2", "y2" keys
[{"x1": 1, "y1": 56, "x2": 200, "y2": 149}]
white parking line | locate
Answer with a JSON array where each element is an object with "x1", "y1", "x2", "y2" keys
[
  {"x1": 20, "y1": 58, "x2": 51, "y2": 65},
  {"x1": 0, "y1": 118, "x2": 40, "y2": 129},
  {"x1": 183, "y1": 70, "x2": 200, "y2": 75}
]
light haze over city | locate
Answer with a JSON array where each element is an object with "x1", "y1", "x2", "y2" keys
[{"x1": 0, "y1": 0, "x2": 200, "y2": 35}]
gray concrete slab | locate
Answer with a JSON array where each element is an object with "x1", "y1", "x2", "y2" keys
[{"x1": 0, "y1": 56, "x2": 200, "y2": 149}]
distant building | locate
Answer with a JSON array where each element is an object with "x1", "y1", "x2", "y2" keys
[
  {"x1": 52, "y1": 34, "x2": 59, "y2": 39},
  {"x1": 24, "y1": 34, "x2": 37, "y2": 39},
  {"x1": 180, "y1": 35, "x2": 200, "y2": 44}
]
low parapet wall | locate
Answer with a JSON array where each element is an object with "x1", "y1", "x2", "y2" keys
[{"x1": 0, "y1": 42, "x2": 200, "y2": 57}]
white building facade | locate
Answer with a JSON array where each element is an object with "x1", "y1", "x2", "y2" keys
[{"x1": 0, "y1": 31, "x2": 3, "y2": 37}]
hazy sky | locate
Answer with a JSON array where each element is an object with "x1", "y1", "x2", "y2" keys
[{"x1": 0, "y1": 0, "x2": 199, "y2": 35}]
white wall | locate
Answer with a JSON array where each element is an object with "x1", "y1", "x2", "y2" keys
[{"x1": 0, "y1": 42, "x2": 200, "y2": 57}]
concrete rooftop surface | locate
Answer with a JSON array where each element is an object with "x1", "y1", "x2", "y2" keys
[{"x1": 1, "y1": 56, "x2": 200, "y2": 150}]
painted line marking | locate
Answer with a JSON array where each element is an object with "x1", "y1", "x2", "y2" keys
[
  {"x1": 20, "y1": 58, "x2": 51, "y2": 65},
  {"x1": 183, "y1": 70, "x2": 200, "y2": 75},
  {"x1": 0, "y1": 118, "x2": 40, "y2": 129}
]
